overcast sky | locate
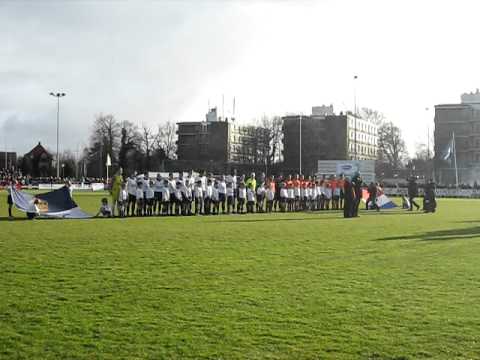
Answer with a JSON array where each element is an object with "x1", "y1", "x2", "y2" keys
[{"x1": 2, "y1": 0, "x2": 480, "y2": 156}]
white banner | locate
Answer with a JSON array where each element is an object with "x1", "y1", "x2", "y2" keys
[
  {"x1": 383, "y1": 187, "x2": 480, "y2": 198},
  {"x1": 37, "y1": 183, "x2": 105, "y2": 192}
]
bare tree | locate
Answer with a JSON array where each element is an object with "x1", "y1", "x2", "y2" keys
[
  {"x1": 88, "y1": 114, "x2": 121, "y2": 177},
  {"x1": 140, "y1": 125, "x2": 158, "y2": 171},
  {"x1": 260, "y1": 115, "x2": 283, "y2": 165},
  {"x1": 119, "y1": 121, "x2": 141, "y2": 172},
  {"x1": 378, "y1": 121, "x2": 408, "y2": 170},
  {"x1": 361, "y1": 108, "x2": 385, "y2": 125},
  {"x1": 157, "y1": 120, "x2": 177, "y2": 160}
]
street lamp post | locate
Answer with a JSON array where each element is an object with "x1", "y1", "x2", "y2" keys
[
  {"x1": 353, "y1": 75, "x2": 358, "y2": 160},
  {"x1": 299, "y1": 115, "x2": 302, "y2": 174},
  {"x1": 50, "y1": 92, "x2": 66, "y2": 178}
]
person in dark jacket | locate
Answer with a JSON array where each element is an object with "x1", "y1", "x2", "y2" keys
[
  {"x1": 407, "y1": 177, "x2": 420, "y2": 211},
  {"x1": 352, "y1": 173, "x2": 363, "y2": 217},
  {"x1": 343, "y1": 177, "x2": 355, "y2": 218},
  {"x1": 423, "y1": 179, "x2": 437, "y2": 213}
]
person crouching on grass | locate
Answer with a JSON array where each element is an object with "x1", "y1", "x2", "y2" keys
[{"x1": 95, "y1": 197, "x2": 112, "y2": 218}]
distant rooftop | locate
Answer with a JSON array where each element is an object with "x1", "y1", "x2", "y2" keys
[{"x1": 461, "y1": 89, "x2": 480, "y2": 104}]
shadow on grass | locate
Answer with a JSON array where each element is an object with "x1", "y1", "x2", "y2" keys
[
  {"x1": 361, "y1": 210, "x2": 421, "y2": 216},
  {"x1": 376, "y1": 226, "x2": 480, "y2": 242},
  {"x1": 209, "y1": 215, "x2": 343, "y2": 223},
  {"x1": 0, "y1": 217, "x2": 31, "y2": 222}
]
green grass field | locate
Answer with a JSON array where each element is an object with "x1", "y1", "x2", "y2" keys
[{"x1": 1, "y1": 192, "x2": 480, "y2": 359}]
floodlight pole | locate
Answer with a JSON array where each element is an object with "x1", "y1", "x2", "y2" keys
[
  {"x1": 354, "y1": 75, "x2": 358, "y2": 160},
  {"x1": 299, "y1": 115, "x2": 302, "y2": 174},
  {"x1": 50, "y1": 92, "x2": 66, "y2": 178}
]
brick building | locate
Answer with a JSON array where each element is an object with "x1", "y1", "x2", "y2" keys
[
  {"x1": 283, "y1": 106, "x2": 378, "y2": 175},
  {"x1": 177, "y1": 108, "x2": 269, "y2": 165},
  {"x1": 434, "y1": 90, "x2": 480, "y2": 185}
]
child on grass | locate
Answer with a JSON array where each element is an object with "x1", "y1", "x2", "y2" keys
[{"x1": 95, "y1": 197, "x2": 112, "y2": 218}]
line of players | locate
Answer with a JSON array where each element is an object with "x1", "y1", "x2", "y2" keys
[{"x1": 114, "y1": 171, "x2": 348, "y2": 217}]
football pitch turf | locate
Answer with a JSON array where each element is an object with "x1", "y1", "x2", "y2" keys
[{"x1": 1, "y1": 192, "x2": 480, "y2": 359}]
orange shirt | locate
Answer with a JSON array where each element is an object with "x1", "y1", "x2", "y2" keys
[
  {"x1": 292, "y1": 179, "x2": 301, "y2": 188},
  {"x1": 268, "y1": 181, "x2": 276, "y2": 192},
  {"x1": 330, "y1": 180, "x2": 337, "y2": 191}
]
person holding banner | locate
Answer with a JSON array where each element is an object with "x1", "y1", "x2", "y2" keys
[
  {"x1": 111, "y1": 168, "x2": 123, "y2": 217},
  {"x1": 407, "y1": 177, "x2": 420, "y2": 211}
]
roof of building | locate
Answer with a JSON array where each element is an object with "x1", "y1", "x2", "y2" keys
[{"x1": 25, "y1": 142, "x2": 52, "y2": 159}]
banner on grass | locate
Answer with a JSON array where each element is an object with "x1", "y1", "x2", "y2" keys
[{"x1": 11, "y1": 186, "x2": 92, "y2": 219}]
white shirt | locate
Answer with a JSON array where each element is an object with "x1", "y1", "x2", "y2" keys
[
  {"x1": 186, "y1": 176, "x2": 195, "y2": 190},
  {"x1": 288, "y1": 188, "x2": 294, "y2": 199},
  {"x1": 200, "y1": 176, "x2": 207, "y2": 192},
  {"x1": 174, "y1": 189, "x2": 183, "y2": 201},
  {"x1": 100, "y1": 204, "x2": 111, "y2": 215},
  {"x1": 162, "y1": 188, "x2": 170, "y2": 202},
  {"x1": 119, "y1": 189, "x2": 128, "y2": 202},
  {"x1": 127, "y1": 177, "x2": 137, "y2": 196},
  {"x1": 136, "y1": 188, "x2": 144, "y2": 199},
  {"x1": 154, "y1": 179, "x2": 163, "y2": 192},
  {"x1": 212, "y1": 188, "x2": 219, "y2": 201},
  {"x1": 146, "y1": 187, "x2": 155, "y2": 199},
  {"x1": 256, "y1": 185, "x2": 265, "y2": 196},
  {"x1": 218, "y1": 181, "x2": 227, "y2": 194},
  {"x1": 324, "y1": 187, "x2": 332, "y2": 199},
  {"x1": 205, "y1": 185, "x2": 213, "y2": 198},
  {"x1": 194, "y1": 186, "x2": 203, "y2": 199},
  {"x1": 167, "y1": 179, "x2": 176, "y2": 193},
  {"x1": 142, "y1": 179, "x2": 149, "y2": 192},
  {"x1": 247, "y1": 189, "x2": 255, "y2": 202},
  {"x1": 238, "y1": 188, "x2": 246, "y2": 199},
  {"x1": 266, "y1": 189, "x2": 275, "y2": 201},
  {"x1": 294, "y1": 186, "x2": 301, "y2": 197},
  {"x1": 226, "y1": 175, "x2": 237, "y2": 189},
  {"x1": 226, "y1": 187, "x2": 234, "y2": 197},
  {"x1": 28, "y1": 202, "x2": 40, "y2": 214}
]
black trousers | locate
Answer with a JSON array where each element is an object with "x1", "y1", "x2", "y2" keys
[
  {"x1": 409, "y1": 196, "x2": 420, "y2": 210},
  {"x1": 344, "y1": 198, "x2": 354, "y2": 218}
]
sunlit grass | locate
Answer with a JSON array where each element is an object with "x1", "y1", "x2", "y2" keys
[{"x1": 1, "y1": 192, "x2": 480, "y2": 359}]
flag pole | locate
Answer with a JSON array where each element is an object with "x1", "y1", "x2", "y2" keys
[{"x1": 453, "y1": 132, "x2": 459, "y2": 188}]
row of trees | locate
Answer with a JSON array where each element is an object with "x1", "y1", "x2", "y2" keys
[
  {"x1": 362, "y1": 108, "x2": 433, "y2": 179},
  {"x1": 81, "y1": 114, "x2": 177, "y2": 178},
  {"x1": 80, "y1": 114, "x2": 284, "y2": 178}
]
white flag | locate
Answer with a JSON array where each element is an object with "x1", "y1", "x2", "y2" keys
[
  {"x1": 442, "y1": 135, "x2": 454, "y2": 162},
  {"x1": 106, "y1": 154, "x2": 111, "y2": 167}
]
